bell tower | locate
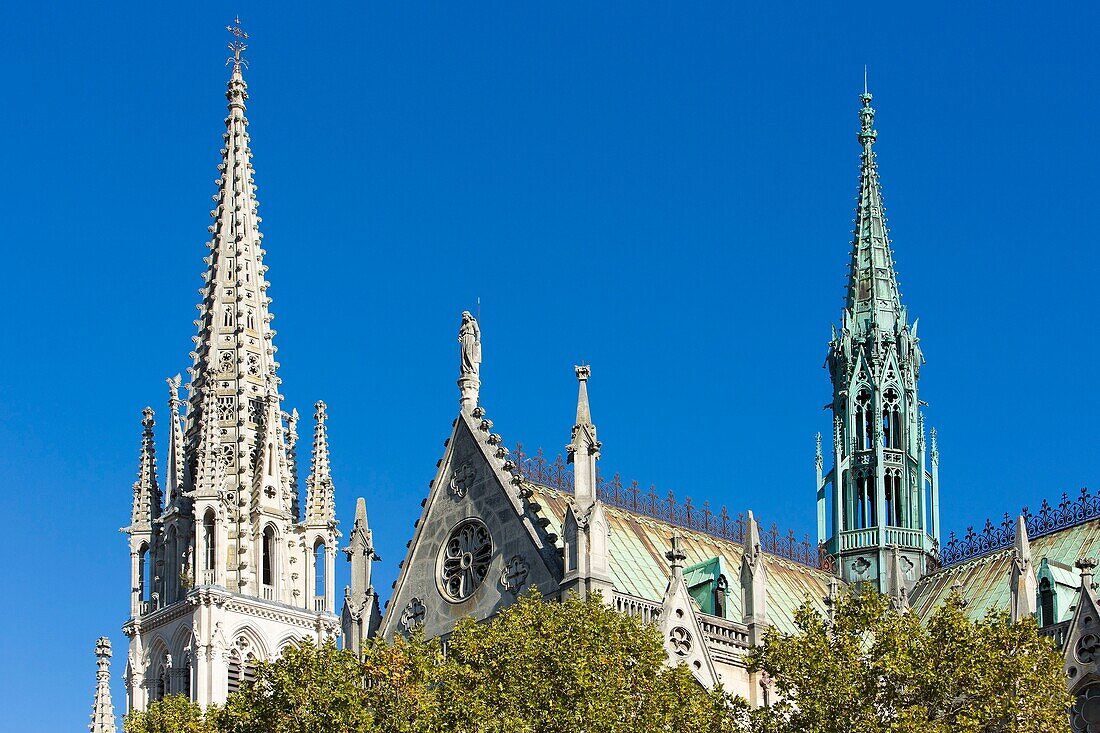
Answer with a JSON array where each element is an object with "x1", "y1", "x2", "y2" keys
[
  {"x1": 818, "y1": 89, "x2": 940, "y2": 596},
  {"x1": 121, "y1": 21, "x2": 342, "y2": 713}
]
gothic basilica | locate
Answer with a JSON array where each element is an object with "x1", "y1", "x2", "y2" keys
[{"x1": 86, "y1": 25, "x2": 1100, "y2": 733}]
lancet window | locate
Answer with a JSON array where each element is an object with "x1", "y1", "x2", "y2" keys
[
  {"x1": 262, "y1": 525, "x2": 276, "y2": 589},
  {"x1": 855, "y1": 389, "x2": 874, "y2": 450},
  {"x1": 314, "y1": 540, "x2": 326, "y2": 598},
  {"x1": 882, "y1": 386, "x2": 902, "y2": 449},
  {"x1": 1039, "y1": 578, "x2": 1055, "y2": 626},
  {"x1": 202, "y1": 510, "x2": 216, "y2": 573}
]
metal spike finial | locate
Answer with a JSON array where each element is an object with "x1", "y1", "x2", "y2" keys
[{"x1": 226, "y1": 17, "x2": 249, "y2": 70}]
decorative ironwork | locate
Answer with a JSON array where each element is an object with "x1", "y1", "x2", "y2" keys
[
  {"x1": 512, "y1": 443, "x2": 832, "y2": 572},
  {"x1": 939, "y1": 487, "x2": 1099, "y2": 567}
]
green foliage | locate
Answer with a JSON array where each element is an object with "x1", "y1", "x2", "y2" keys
[
  {"x1": 211, "y1": 640, "x2": 373, "y2": 733},
  {"x1": 746, "y1": 590, "x2": 1072, "y2": 733},
  {"x1": 123, "y1": 694, "x2": 212, "y2": 733},
  {"x1": 126, "y1": 589, "x2": 1072, "y2": 733},
  {"x1": 430, "y1": 590, "x2": 735, "y2": 733}
]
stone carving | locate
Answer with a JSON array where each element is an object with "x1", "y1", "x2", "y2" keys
[
  {"x1": 458, "y1": 311, "x2": 481, "y2": 378},
  {"x1": 1077, "y1": 633, "x2": 1100, "y2": 665},
  {"x1": 852, "y1": 556, "x2": 872, "y2": 579},
  {"x1": 449, "y1": 463, "x2": 476, "y2": 499},
  {"x1": 439, "y1": 519, "x2": 493, "y2": 602},
  {"x1": 500, "y1": 555, "x2": 529, "y2": 594},
  {"x1": 398, "y1": 597, "x2": 426, "y2": 634},
  {"x1": 669, "y1": 626, "x2": 693, "y2": 657}
]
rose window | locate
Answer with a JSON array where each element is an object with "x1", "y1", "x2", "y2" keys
[
  {"x1": 1072, "y1": 685, "x2": 1100, "y2": 733},
  {"x1": 439, "y1": 519, "x2": 492, "y2": 602}
]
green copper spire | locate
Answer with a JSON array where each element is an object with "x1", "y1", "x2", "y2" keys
[
  {"x1": 818, "y1": 89, "x2": 938, "y2": 595},
  {"x1": 845, "y1": 90, "x2": 903, "y2": 336}
]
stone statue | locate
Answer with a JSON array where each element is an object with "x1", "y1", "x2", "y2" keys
[{"x1": 459, "y1": 311, "x2": 481, "y2": 378}]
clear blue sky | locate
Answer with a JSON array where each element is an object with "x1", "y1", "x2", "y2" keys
[{"x1": 1, "y1": 2, "x2": 1097, "y2": 729}]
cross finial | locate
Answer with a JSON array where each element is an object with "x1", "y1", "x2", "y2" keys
[{"x1": 226, "y1": 17, "x2": 249, "y2": 70}]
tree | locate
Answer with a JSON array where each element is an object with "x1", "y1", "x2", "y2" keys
[
  {"x1": 123, "y1": 694, "x2": 212, "y2": 733},
  {"x1": 211, "y1": 640, "x2": 374, "y2": 733},
  {"x1": 428, "y1": 590, "x2": 736, "y2": 733},
  {"x1": 746, "y1": 590, "x2": 1071, "y2": 733}
]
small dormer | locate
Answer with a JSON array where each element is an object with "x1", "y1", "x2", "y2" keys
[
  {"x1": 1037, "y1": 558, "x2": 1078, "y2": 627},
  {"x1": 684, "y1": 556, "x2": 733, "y2": 619}
]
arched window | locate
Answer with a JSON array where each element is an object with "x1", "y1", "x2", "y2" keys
[
  {"x1": 854, "y1": 473, "x2": 876, "y2": 529},
  {"x1": 223, "y1": 305, "x2": 235, "y2": 328},
  {"x1": 884, "y1": 472, "x2": 903, "y2": 527},
  {"x1": 262, "y1": 526, "x2": 276, "y2": 588},
  {"x1": 227, "y1": 645, "x2": 257, "y2": 696},
  {"x1": 165, "y1": 526, "x2": 178, "y2": 602},
  {"x1": 314, "y1": 540, "x2": 326, "y2": 598},
  {"x1": 203, "y1": 510, "x2": 216, "y2": 573},
  {"x1": 882, "y1": 387, "x2": 902, "y2": 449},
  {"x1": 181, "y1": 656, "x2": 193, "y2": 701},
  {"x1": 855, "y1": 389, "x2": 873, "y2": 450},
  {"x1": 139, "y1": 543, "x2": 150, "y2": 602},
  {"x1": 1039, "y1": 578, "x2": 1055, "y2": 626}
]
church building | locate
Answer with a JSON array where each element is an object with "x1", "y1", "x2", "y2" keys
[{"x1": 90, "y1": 23, "x2": 1100, "y2": 733}]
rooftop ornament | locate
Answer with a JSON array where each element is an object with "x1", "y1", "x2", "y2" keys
[
  {"x1": 939, "y1": 487, "x2": 1100, "y2": 566},
  {"x1": 512, "y1": 443, "x2": 835, "y2": 573}
]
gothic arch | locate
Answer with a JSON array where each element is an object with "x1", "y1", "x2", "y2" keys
[
  {"x1": 228, "y1": 624, "x2": 271, "y2": 662},
  {"x1": 169, "y1": 625, "x2": 194, "y2": 663},
  {"x1": 275, "y1": 634, "x2": 304, "y2": 655}
]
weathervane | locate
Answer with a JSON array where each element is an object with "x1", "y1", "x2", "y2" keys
[{"x1": 226, "y1": 17, "x2": 249, "y2": 70}]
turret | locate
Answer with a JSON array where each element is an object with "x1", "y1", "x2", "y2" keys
[
  {"x1": 560, "y1": 366, "x2": 613, "y2": 600},
  {"x1": 820, "y1": 89, "x2": 938, "y2": 592},
  {"x1": 123, "y1": 408, "x2": 160, "y2": 617},
  {"x1": 89, "y1": 637, "x2": 117, "y2": 733},
  {"x1": 304, "y1": 401, "x2": 339, "y2": 612}
]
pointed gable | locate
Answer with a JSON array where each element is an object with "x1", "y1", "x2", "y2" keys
[
  {"x1": 381, "y1": 409, "x2": 564, "y2": 640},
  {"x1": 660, "y1": 535, "x2": 720, "y2": 688}
]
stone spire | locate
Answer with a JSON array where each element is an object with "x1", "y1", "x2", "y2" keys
[
  {"x1": 286, "y1": 407, "x2": 300, "y2": 519},
  {"x1": 1010, "y1": 515, "x2": 1037, "y2": 622},
  {"x1": 305, "y1": 401, "x2": 336, "y2": 525},
  {"x1": 567, "y1": 365, "x2": 600, "y2": 510},
  {"x1": 129, "y1": 408, "x2": 160, "y2": 530},
  {"x1": 341, "y1": 497, "x2": 381, "y2": 656},
  {"x1": 821, "y1": 89, "x2": 937, "y2": 592},
  {"x1": 560, "y1": 366, "x2": 612, "y2": 600},
  {"x1": 740, "y1": 511, "x2": 768, "y2": 642},
  {"x1": 89, "y1": 637, "x2": 117, "y2": 733},
  {"x1": 164, "y1": 375, "x2": 185, "y2": 508},
  {"x1": 182, "y1": 29, "x2": 282, "y2": 512}
]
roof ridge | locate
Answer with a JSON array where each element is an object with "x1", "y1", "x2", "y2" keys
[{"x1": 514, "y1": 443, "x2": 833, "y2": 573}]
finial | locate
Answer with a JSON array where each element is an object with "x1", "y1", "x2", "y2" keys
[
  {"x1": 1077, "y1": 557, "x2": 1098, "y2": 590},
  {"x1": 314, "y1": 400, "x2": 328, "y2": 423},
  {"x1": 226, "y1": 17, "x2": 249, "y2": 71},
  {"x1": 665, "y1": 533, "x2": 687, "y2": 573},
  {"x1": 858, "y1": 85, "x2": 877, "y2": 148},
  {"x1": 575, "y1": 364, "x2": 591, "y2": 381},
  {"x1": 167, "y1": 374, "x2": 181, "y2": 410},
  {"x1": 863, "y1": 64, "x2": 868, "y2": 95}
]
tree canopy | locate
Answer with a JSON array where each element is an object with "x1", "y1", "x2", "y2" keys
[
  {"x1": 745, "y1": 590, "x2": 1071, "y2": 733},
  {"x1": 125, "y1": 589, "x2": 1072, "y2": 733}
]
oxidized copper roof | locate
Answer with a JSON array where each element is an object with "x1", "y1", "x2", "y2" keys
[
  {"x1": 911, "y1": 519, "x2": 1100, "y2": 621},
  {"x1": 528, "y1": 483, "x2": 835, "y2": 635}
]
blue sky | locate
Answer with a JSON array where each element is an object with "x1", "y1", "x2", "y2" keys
[{"x1": 1, "y1": 2, "x2": 1098, "y2": 729}]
